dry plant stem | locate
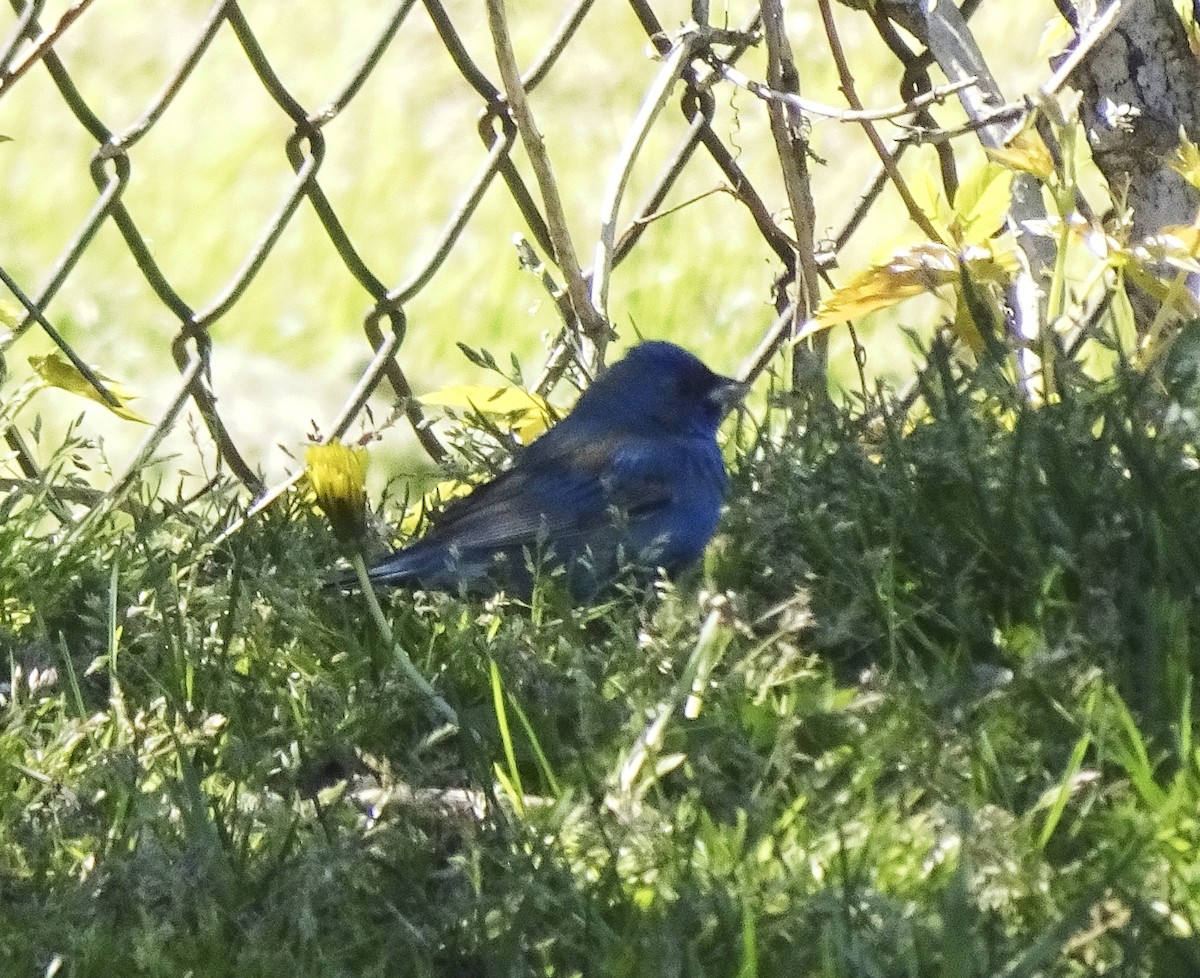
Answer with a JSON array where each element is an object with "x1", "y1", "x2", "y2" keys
[
  {"x1": 0, "y1": 477, "x2": 113, "y2": 513},
  {"x1": 591, "y1": 35, "x2": 697, "y2": 322},
  {"x1": 0, "y1": 0, "x2": 98, "y2": 99},
  {"x1": 354, "y1": 552, "x2": 459, "y2": 727},
  {"x1": 0, "y1": 430, "x2": 75, "y2": 526},
  {"x1": 901, "y1": 0, "x2": 1053, "y2": 396},
  {"x1": 741, "y1": 300, "x2": 799, "y2": 388},
  {"x1": 209, "y1": 471, "x2": 304, "y2": 549},
  {"x1": 67, "y1": 353, "x2": 207, "y2": 544},
  {"x1": 836, "y1": 153, "x2": 899, "y2": 252},
  {"x1": 485, "y1": 0, "x2": 607, "y2": 362},
  {"x1": 1039, "y1": 0, "x2": 1131, "y2": 99},
  {"x1": 534, "y1": 331, "x2": 592, "y2": 399},
  {"x1": 817, "y1": 0, "x2": 944, "y2": 244},
  {"x1": 900, "y1": 102, "x2": 1028, "y2": 144},
  {"x1": 758, "y1": 0, "x2": 824, "y2": 390},
  {"x1": 2, "y1": 425, "x2": 40, "y2": 481},
  {"x1": 719, "y1": 64, "x2": 978, "y2": 123}
]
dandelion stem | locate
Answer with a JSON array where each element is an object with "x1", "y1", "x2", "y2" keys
[{"x1": 353, "y1": 552, "x2": 458, "y2": 726}]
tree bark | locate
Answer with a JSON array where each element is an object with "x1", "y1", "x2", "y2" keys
[{"x1": 1065, "y1": 0, "x2": 1200, "y2": 316}]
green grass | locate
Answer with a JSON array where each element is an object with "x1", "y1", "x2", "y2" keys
[
  {"x1": 6, "y1": 3, "x2": 1197, "y2": 974},
  {"x1": 4, "y1": 319, "x2": 1200, "y2": 976}
]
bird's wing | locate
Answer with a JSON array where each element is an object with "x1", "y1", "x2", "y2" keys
[
  {"x1": 408, "y1": 430, "x2": 677, "y2": 555},
  {"x1": 364, "y1": 424, "x2": 725, "y2": 591}
]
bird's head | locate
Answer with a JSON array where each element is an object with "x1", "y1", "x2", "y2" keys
[{"x1": 572, "y1": 341, "x2": 747, "y2": 439}]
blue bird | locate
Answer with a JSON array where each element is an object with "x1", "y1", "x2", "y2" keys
[{"x1": 365, "y1": 341, "x2": 745, "y2": 600}]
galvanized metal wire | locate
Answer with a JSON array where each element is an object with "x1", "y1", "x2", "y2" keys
[{"x1": 0, "y1": 0, "x2": 1052, "y2": 520}]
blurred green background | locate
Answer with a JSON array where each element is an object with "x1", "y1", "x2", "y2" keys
[{"x1": 0, "y1": 0, "x2": 1055, "y2": 490}]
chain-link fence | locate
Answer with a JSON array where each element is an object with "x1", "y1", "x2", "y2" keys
[{"x1": 0, "y1": 0, "x2": 1054, "y2": 516}]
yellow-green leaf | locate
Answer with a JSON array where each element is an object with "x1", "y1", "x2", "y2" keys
[
  {"x1": 1170, "y1": 136, "x2": 1200, "y2": 190},
  {"x1": 909, "y1": 168, "x2": 955, "y2": 243},
  {"x1": 954, "y1": 162, "x2": 1016, "y2": 241},
  {"x1": 953, "y1": 288, "x2": 987, "y2": 355},
  {"x1": 0, "y1": 300, "x2": 21, "y2": 329},
  {"x1": 1177, "y1": 0, "x2": 1200, "y2": 58},
  {"x1": 29, "y1": 352, "x2": 149, "y2": 424},
  {"x1": 970, "y1": 234, "x2": 1021, "y2": 277},
  {"x1": 908, "y1": 161, "x2": 1013, "y2": 248},
  {"x1": 1122, "y1": 262, "x2": 1173, "y2": 303},
  {"x1": 815, "y1": 242, "x2": 966, "y2": 326},
  {"x1": 1038, "y1": 13, "x2": 1075, "y2": 58},
  {"x1": 419, "y1": 384, "x2": 555, "y2": 443},
  {"x1": 810, "y1": 240, "x2": 1015, "y2": 337},
  {"x1": 986, "y1": 126, "x2": 1054, "y2": 182}
]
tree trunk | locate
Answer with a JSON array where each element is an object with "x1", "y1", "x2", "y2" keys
[{"x1": 1064, "y1": 0, "x2": 1200, "y2": 319}]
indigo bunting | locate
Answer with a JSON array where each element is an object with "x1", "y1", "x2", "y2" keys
[{"x1": 366, "y1": 341, "x2": 745, "y2": 599}]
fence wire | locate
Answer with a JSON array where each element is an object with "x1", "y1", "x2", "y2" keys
[{"x1": 0, "y1": 0, "x2": 1053, "y2": 520}]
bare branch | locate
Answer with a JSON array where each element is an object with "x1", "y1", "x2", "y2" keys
[
  {"x1": 1040, "y1": 0, "x2": 1132, "y2": 99},
  {"x1": 591, "y1": 33, "x2": 700, "y2": 333},
  {"x1": 818, "y1": 0, "x2": 945, "y2": 244},
  {"x1": 759, "y1": 0, "x2": 825, "y2": 391},
  {"x1": 485, "y1": 0, "x2": 608, "y2": 361},
  {"x1": 896, "y1": 0, "x2": 1055, "y2": 396},
  {"x1": 720, "y1": 64, "x2": 979, "y2": 124},
  {"x1": 0, "y1": 0, "x2": 99, "y2": 100}
]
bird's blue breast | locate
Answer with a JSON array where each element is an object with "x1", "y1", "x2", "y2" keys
[{"x1": 621, "y1": 436, "x2": 726, "y2": 572}]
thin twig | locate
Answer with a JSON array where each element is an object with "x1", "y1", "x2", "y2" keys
[
  {"x1": 893, "y1": 100, "x2": 1028, "y2": 145},
  {"x1": 0, "y1": 476, "x2": 151, "y2": 517},
  {"x1": 0, "y1": 435, "x2": 75, "y2": 525},
  {"x1": 0, "y1": 0, "x2": 99, "y2": 99},
  {"x1": 719, "y1": 64, "x2": 979, "y2": 123},
  {"x1": 899, "y1": 0, "x2": 1053, "y2": 399},
  {"x1": 485, "y1": 0, "x2": 608, "y2": 361},
  {"x1": 740, "y1": 301, "x2": 798, "y2": 388},
  {"x1": 835, "y1": 154, "x2": 896, "y2": 252},
  {"x1": 591, "y1": 33, "x2": 699, "y2": 326},
  {"x1": 627, "y1": 186, "x2": 733, "y2": 229},
  {"x1": 817, "y1": 0, "x2": 945, "y2": 244},
  {"x1": 759, "y1": 0, "x2": 825, "y2": 390},
  {"x1": 831, "y1": 88, "x2": 1026, "y2": 255}
]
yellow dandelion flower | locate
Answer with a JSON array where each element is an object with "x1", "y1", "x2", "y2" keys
[{"x1": 306, "y1": 441, "x2": 369, "y2": 546}]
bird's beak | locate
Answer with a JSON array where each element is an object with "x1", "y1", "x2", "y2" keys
[{"x1": 710, "y1": 375, "x2": 751, "y2": 416}]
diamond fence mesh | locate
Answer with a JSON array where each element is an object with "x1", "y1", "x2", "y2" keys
[{"x1": 0, "y1": 0, "x2": 1052, "y2": 517}]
